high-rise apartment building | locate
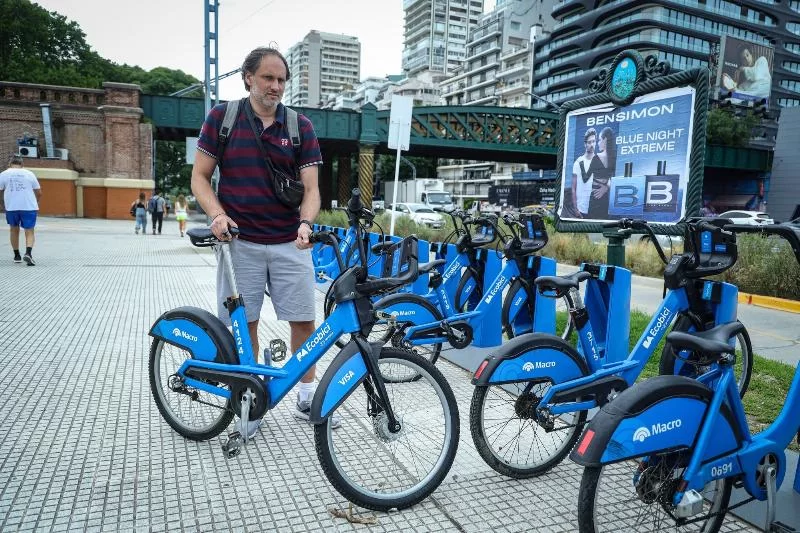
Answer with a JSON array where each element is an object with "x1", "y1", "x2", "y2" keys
[
  {"x1": 440, "y1": 0, "x2": 556, "y2": 107},
  {"x1": 532, "y1": 1, "x2": 800, "y2": 110},
  {"x1": 402, "y1": 0, "x2": 485, "y2": 80},
  {"x1": 285, "y1": 30, "x2": 361, "y2": 107}
]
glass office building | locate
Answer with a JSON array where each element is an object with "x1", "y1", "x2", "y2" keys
[{"x1": 532, "y1": 1, "x2": 800, "y2": 110}]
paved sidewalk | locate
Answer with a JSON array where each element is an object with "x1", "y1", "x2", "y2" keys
[{"x1": 0, "y1": 216, "x2": 757, "y2": 532}]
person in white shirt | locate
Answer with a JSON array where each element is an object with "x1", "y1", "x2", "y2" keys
[
  {"x1": 728, "y1": 45, "x2": 772, "y2": 100},
  {"x1": 570, "y1": 127, "x2": 597, "y2": 218},
  {"x1": 0, "y1": 155, "x2": 42, "y2": 265}
]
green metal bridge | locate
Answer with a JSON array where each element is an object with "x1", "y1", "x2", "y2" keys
[{"x1": 141, "y1": 94, "x2": 772, "y2": 172}]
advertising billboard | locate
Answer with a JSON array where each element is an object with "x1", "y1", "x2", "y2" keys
[
  {"x1": 556, "y1": 86, "x2": 695, "y2": 224},
  {"x1": 717, "y1": 35, "x2": 774, "y2": 104}
]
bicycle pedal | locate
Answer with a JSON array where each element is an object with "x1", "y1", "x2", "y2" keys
[
  {"x1": 269, "y1": 339, "x2": 288, "y2": 362},
  {"x1": 222, "y1": 431, "x2": 244, "y2": 459}
]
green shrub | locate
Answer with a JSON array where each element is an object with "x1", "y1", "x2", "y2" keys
[
  {"x1": 725, "y1": 234, "x2": 800, "y2": 299},
  {"x1": 315, "y1": 211, "x2": 799, "y2": 300}
]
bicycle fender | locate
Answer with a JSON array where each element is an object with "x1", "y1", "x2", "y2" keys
[
  {"x1": 473, "y1": 333, "x2": 588, "y2": 386},
  {"x1": 570, "y1": 375, "x2": 742, "y2": 467},
  {"x1": 149, "y1": 306, "x2": 238, "y2": 364},
  {"x1": 375, "y1": 293, "x2": 440, "y2": 324},
  {"x1": 309, "y1": 340, "x2": 383, "y2": 424}
]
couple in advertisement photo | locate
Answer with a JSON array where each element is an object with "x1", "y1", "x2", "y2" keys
[
  {"x1": 558, "y1": 86, "x2": 694, "y2": 224},
  {"x1": 569, "y1": 126, "x2": 617, "y2": 220}
]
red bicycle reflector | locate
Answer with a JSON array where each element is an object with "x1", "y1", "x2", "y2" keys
[
  {"x1": 576, "y1": 429, "x2": 595, "y2": 456},
  {"x1": 474, "y1": 360, "x2": 489, "y2": 380}
]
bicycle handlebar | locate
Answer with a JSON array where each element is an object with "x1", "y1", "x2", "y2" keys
[
  {"x1": 309, "y1": 231, "x2": 344, "y2": 271},
  {"x1": 603, "y1": 218, "x2": 670, "y2": 265},
  {"x1": 724, "y1": 223, "x2": 800, "y2": 265}
]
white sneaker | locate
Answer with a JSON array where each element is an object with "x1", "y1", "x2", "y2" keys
[
  {"x1": 234, "y1": 417, "x2": 263, "y2": 439},
  {"x1": 294, "y1": 396, "x2": 341, "y2": 429}
]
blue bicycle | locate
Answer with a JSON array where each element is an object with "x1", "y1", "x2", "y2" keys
[
  {"x1": 572, "y1": 223, "x2": 800, "y2": 533},
  {"x1": 148, "y1": 189, "x2": 460, "y2": 511},
  {"x1": 364, "y1": 211, "x2": 571, "y2": 364},
  {"x1": 469, "y1": 218, "x2": 752, "y2": 478}
]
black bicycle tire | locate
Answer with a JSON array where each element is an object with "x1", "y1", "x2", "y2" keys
[
  {"x1": 577, "y1": 459, "x2": 732, "y2": 533},
  {"x1": 470, "y1": 379, "x2": 587, "y2": 478},
  {"x1": 501, "y1": 279, "x2": 574, "y2": 341},
  {"x1": 454, "y1": 268, "x2": 482, "y2": 312},
  {"x1": 313, "y1": 348, "x2": 460, "y2": 511},
  {"x1": 659, "y1": 315, "x2": 753, "y2": 398},
  {"x1": 149, "y1": 338, "x2": 234, "y2": 441},
  {"x1": 374, "y1": 293, "x2": 444, "y2": 366}
]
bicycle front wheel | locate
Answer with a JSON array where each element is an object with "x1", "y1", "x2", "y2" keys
[
  {"x1": 501, "y1": 279, "x2": 574, "y2": 341},
  {"x1": 660, "y1": 316, "x2": 753, "y2": 398},
  {"x1": 314, "y1": 348, "x2": 459, "y2": 511},
  {"x1": 577, "y1": 451, "x2": 732, "y2": 532},
  {"x1": 149, "y1": 339, "x2": 234, "y2": 440}
]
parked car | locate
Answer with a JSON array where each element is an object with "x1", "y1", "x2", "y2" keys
[
  {"x1": 780, "y1": 217, "x2": 800, "y2": 228},
  {"x1": 717, "y1": 210, "x2": 774, "y2": 225},
  {"x1": 388, "y1": 202, "x2": 444, "y2": 229}
]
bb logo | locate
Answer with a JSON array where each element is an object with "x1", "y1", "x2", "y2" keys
[
  {"x1": 608, "y1": 175, "x2": 679, "y2": 218},
  {"x1": 633, "y1": 427, "x2": 651, "y2": 442},
  {"x1": 522, "y1": 362, "x2": 535, "y2": 372}
]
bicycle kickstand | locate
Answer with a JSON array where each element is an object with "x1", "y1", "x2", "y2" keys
[
  {"x1": 765, "y1": 464, "x2": 796, "y2": 532},
  {"x1": 221, "y1": 389, "x2": 255, "y2": 459}
]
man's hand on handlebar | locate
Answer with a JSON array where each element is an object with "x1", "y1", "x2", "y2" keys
[{"x1": 211, "y1": 213, "x2": 238, "y2": 241}]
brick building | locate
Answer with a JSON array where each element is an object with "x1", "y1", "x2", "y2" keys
[{"x1": 0, "y1": 81, "x2": 154, "y2": 219}]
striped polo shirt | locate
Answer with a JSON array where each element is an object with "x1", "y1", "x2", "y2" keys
[{"x1": 197, "y1": 100, "x2": 323, "y2": 245}]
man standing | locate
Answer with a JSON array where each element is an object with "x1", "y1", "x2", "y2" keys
[
  {"x1": 191, "y1": 46, "x2": 336, "y2": 438},
  {"x1": 570, "y1": 127, "x2": 597, "y2": 218},
  {"x1": 0, "y1": 155, "x2": 41, "y2": 265},
  {"x1": 149, "y1": 190, "x2": 166, "y2": 234}
]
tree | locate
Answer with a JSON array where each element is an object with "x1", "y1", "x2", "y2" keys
[
  {"x1": 155, "y1": 140, "x2": 192, "y2": 196},
  {"x1": 0, "y1": 0, "x2": 203, "y2": 95},
  {"x1": 706, "y1": 108, "x2": 760, "y2": 147}
]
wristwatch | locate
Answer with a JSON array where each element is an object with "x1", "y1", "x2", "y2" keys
[{"x1": 299, "y1": 219, "x2": 314, "y2": 230}]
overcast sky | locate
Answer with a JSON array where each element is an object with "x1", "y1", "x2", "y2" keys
[{"x1": 34, "y1": 0, "x2": 495, "y2": 100}]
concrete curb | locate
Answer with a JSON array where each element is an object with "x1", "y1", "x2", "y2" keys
[{"x1": 739, "y1": 292, "x2": 800, "y2": 314}]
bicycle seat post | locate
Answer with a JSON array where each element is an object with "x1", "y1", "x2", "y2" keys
[{"x1": 218, "y1": 242, "x2": 241, "y2": 297}]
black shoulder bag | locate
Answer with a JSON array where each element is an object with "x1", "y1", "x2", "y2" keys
[{"x1": 242, "y1": 100, "x2": 305, "y2": 210}]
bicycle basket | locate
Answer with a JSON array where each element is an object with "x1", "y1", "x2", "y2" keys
[
  {"x1": 684, "y1": 217, "x2": 738, "y2": 278},
  {"x1": 518, "y1": 213, "x2": 548, "y2": 254},
  {"x1": 469, "y1": 217, "x2": 496, "y2": 247},
  {"x1": 380, "y1": 235, "x2": 418, "y2": 278}
]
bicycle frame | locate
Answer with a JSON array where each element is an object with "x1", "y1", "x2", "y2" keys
[
  {"x1": 314, "y1": 225, "x2": 358, "y2": 283},
  {"x1": 677, "y1": 361, "x2": 800, "y2": 502},
  {"x1": 152, "y1": 244, "x2": 384, "y2": 420},
  {"x1": 540, "y1": 279, "x2": 738, "y2": 416},
  {"x1": 402, "y1": 254, "x2": 557, "y2": 347}
]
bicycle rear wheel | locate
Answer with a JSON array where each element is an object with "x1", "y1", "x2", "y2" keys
[
  {"x1": 471, "y1": 380, "x2": 586, "y2": 478},
  {"x1": 149, "y1": 339, "x2": 234, "y2": 440},
  {"x1": 577, "y1": 451, "x2": 732, "y2": 532},
  {"x1": 314, "y1": 348, "x2": 459, "y2": 511}
]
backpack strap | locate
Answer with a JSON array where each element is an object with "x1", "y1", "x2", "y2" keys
[
  {"x1": 285, "y1": 106, "x2": 301, "y2": 150},
  {"x1": 216, "y1": 98, "x2": 245, "y2": 168},
  {"x1": 213, "y1": 98, "x2": 245, "y2": 194}
]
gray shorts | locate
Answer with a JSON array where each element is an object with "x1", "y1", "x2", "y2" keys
[{"x1": 216, "y1": 239, "x2": 315, "y2": 326}]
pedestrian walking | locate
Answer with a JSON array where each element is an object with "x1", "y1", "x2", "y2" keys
[
  {"x1": 148, "y1": 190, "x2": 166, "y2": 234},
  {"x1": 191, "y1": 46, "x2": 333, "y2": 438},
  {"x1": 0, "y1": 155, "x2": 41, "y2": 265},
  {"x1": 132, "y1": 192, "x2": 148, "y2": 234},
  {"x1": 174, "y1": 194, "x2": 188, "y2": 237}
]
